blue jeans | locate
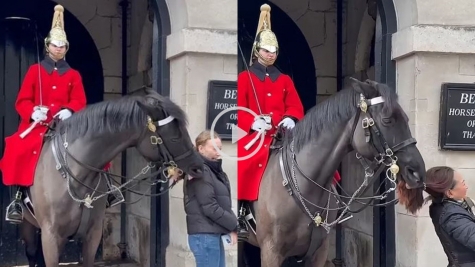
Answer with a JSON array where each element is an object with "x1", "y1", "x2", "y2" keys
[{"x1": 188, "y1": 234, "x2": 226, "y2": 267}]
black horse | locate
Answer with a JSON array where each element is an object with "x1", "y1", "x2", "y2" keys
[
  {"x1": 240, "y1": 78, "x2": 426, "y2": 267},
  {"x1": 19, "y1": 88, "x2": 204, "y2": 266}
]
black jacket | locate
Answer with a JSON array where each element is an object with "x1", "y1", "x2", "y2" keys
[
  {"x1": 430, "y1": 198, "x2": 475, "y2": 267},
  {"x1": 184, "y1": 156, "x2": 237, "y2": 235}
]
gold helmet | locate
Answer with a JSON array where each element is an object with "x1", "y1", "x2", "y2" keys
[
  {"x1": 250, "y1": 4, "x2": 279, "y2": 66},
  {"x1": 44, "y1": 5, "x2": 69, "y2": 50}
]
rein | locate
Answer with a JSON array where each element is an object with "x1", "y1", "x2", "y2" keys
[
  {"x1": 51, "y1": 115, "x2": 193, "y2": 208},
  {"x1": 279, "y1": 93, "x2": 417, "y2": 233}
]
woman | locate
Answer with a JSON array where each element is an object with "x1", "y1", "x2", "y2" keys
[
  {"x1": 184, "y1": 130, "x2": 238, "y2": 267},
  {"x1": 425, "y1": 166, "x2": 475, "y2": 267}
]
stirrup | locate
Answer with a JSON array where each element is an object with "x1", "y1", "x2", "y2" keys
[{"x1": 5, "y1": 201, "x2": 23, "y2": 224}]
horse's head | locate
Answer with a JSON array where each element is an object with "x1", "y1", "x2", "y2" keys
[
  {"x1": 349, "y1": 78, "x2": 426, "y2": 213},
  {"x1": 134, "y1": 87, "x2": 204, "y2": 179}
]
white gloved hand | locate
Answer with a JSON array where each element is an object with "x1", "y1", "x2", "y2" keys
[
  {"x1": 31, "y1": 109, "x2": 47, "y2": 122},
  {"x1": 54, "y1": 109, "x2": 72, "y2": 121},
  {"x1": 278, "y1": 117, "x2": 296, "y2": 129},
  {"x1": 251, "y1": 118, "x2": 271, "y2": 132}
]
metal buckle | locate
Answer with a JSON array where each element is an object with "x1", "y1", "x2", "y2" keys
[
  {"x1": 150, "y1": 136, "x2": 163, "y2": 145},
  {"x1": 385, "y1": 148, "x2": 394, "y2": 156},
  {"x1": 362, "y1": 118, "x2": 375, "y2": 129}
]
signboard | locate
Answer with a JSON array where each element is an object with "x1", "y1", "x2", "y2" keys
[
  {"x1": 206, "y1": 80, "x2": 237, "y2": 140},
  {"x1": 439, "y1": 83, "x2": 475, "y2": 150}
]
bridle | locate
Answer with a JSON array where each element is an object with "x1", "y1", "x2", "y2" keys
[
  {"x1": 51, "y1": 114, "x2": 196, "y2": 208},
  {"x1": 279, "y1": 92, "x2": 421, "y2": 233},
  {"x1": 145, "y1": 115, "x2": 196, "y2": 177}
]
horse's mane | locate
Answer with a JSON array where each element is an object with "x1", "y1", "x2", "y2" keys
[
  {"x1": 58, "y1": 94, "x2": 188, "y2": 142},
  {"x1": 285, "y1": 81, "x2": 400, "y2": 152}
]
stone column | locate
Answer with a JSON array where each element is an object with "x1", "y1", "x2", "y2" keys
[{"x1": 392, "y1": 1, "x2": 475, "y2": 266}]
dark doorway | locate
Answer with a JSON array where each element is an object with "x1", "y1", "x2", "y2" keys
[
  {"x1": 238, "y1": 0, "x2": 316, "y2": 112},
  {"x1": 371, "y1": 1, "x2": 397, "y2": 266},
  {"x1": 0, "y1": 0, "x2": 103, "y2": 265}
]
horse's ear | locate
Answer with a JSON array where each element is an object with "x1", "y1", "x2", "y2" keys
[
  {"x1": 349, "y1": 77, "x2": 376, "y2": 98},
  {"x1": 136, "y1": 99, "x2": 155, "y2": 117}
]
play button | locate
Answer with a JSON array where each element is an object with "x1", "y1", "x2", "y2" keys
[
  {"x1": 210, "y1": 106, "x2": 266, "y2": 161},
  {"x1": 231, "y1": 124, "x2": 247, "y2": 144}
]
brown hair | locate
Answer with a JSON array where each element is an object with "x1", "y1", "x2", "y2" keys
[
  {"x1": 397, "y1": 180, "x2": 424, "y2": 215},
  {"x1": 195, "y1": 130, "x2": 220, "y2": 151},
  {"x1": 424, "y1": 166, "x2": 455, "y2": 203}
]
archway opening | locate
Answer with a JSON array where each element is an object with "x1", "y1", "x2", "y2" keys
[{"x1": 238, "y1": 0, "x2": 317, "y2": 112}]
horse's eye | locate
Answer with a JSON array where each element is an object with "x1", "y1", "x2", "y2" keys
[{"x1": 382, "y1": 117, "x2": 393, "y2": 125}]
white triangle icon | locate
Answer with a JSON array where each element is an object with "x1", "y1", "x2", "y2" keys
[{"x1": 232, "y1": 124, "x2": 248, "y2": 144}]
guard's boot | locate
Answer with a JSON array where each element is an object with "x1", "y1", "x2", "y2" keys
[
  {"x1": 106, "y1": 184, "x2": 124, "y2": 208},
  {"x1": 5, "y1": 190, "x2": 23, "y2": 224},
  {"x1": 237, "y1": 201, "x2": 250, "y2": 241}
]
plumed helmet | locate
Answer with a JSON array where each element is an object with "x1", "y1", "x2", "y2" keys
[
  {"x1": 250, "y1": 4, "x2": 279, "y2": 66},
  {"x1": 44, "y1": 5, "x2": 69, "y2": 50}
]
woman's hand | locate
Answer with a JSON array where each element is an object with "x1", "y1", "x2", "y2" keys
[{"x1": 230, "y1": 231, "x2": 238, "y2": 245}]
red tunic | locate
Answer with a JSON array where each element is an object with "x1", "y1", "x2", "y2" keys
[
  {"x1": 237, "y1": 63, "x2": 341, "y2": 201},
  {"x1": 0, "y1": 59, "x2": 87, "y2": 186},
  {"x1": 237, "y1": 64, "x2": 305, "y2": 201}
]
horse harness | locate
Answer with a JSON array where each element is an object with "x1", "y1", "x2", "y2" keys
[
  {"x1": 38, "y1": 114, "x2": 190, "y2": 239},
  {"x1": 277, "y1": 93, "x2": 419, "y2": 262}
]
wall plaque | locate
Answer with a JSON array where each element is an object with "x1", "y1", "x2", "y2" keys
[
  {"x1": 439, "y1": 83, "x2": 475, "y2": 150},
  {"x1": 206, "y1": 80, "x2": 237, "y2": 140}
]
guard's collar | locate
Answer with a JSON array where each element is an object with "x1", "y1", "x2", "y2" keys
[
  {"x1": 249, "y1": 62, "x2": 281, "y2": 82},
  {"x1": 41, "y1": 56, "x2": 70, "y2": 76}
]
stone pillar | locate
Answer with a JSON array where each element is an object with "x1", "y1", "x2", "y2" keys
[
  {"x1": 164, "y1": 0, "x2": 238, "y2": 266},
  {"x1": 392, "y1": 1, "x2": 475, "y2": 266}
]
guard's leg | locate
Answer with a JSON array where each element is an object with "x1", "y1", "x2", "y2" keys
[
  {"x1": 5, "y1": 187, "x2": 23, "y2": 224},
  {"x1": 104, "y1": 172, "x2": 124, "y2": 208},
  {"x1": 237, "y1": 200, "x2": 250, "y2": 241}
]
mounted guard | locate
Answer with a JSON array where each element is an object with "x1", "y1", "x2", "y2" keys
[
  {"x1": 0, "y1": 5, "x2": 122, "y2": 224},
  {"x1": 237, "y1": 4, "x2": 342, "y2": 240}
]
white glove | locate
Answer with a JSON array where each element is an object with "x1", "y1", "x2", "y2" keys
[
  {"x1": 54, "y1": 109, "x2": 72, "y2": 121},
  {"x1": 278, "y1": 117, "x2": 296, "y2": 129},
  {"x1": 251, "y1": 118, "x2": 271, "y2": 132},
  {"x1": 31, "y1": 109, "x2": 47, "y2": 122}
]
